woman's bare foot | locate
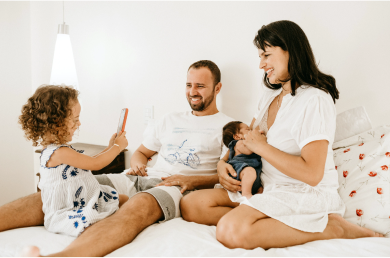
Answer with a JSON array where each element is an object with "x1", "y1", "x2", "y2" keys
[
  {"x1": 327, "y1": 214, "x2": 384, "y2": 239},
  {"x1": 20, "y1": 246, "x2": 41, "y2": 257}
]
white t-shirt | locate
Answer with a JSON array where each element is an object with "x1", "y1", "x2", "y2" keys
[
  {"x1": 142, "y1": 111, "x2": 235, "y2": 177},
  {"x1": 252, "y1": 85, "x2": 338, "y2": 188}
]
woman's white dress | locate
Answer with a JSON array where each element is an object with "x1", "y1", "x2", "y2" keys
[
  {"x1": 39, "y1": 144, "x2": 119, "y2": 237},
  {"x1": 226, "y1": 85, "x2": 345, "y2": 233}
]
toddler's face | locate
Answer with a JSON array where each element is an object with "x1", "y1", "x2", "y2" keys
[
  {"x1": 235, "y1": 123, "x2": 251, "y2": 140},
  {"x1": 66, "y1": 101, "x2": 81, "y2": 141}
]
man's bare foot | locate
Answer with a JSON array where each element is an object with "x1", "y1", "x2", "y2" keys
[
  {"x1": 20, "y1": 246, "x2": 41, "y2": 257},
  {"x1": 327, "y1": 214, "x2": 384, "y2": 239}
]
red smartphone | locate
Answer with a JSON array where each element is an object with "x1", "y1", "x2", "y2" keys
[{"x1": 116, "y1": 108, "x2": 128, "y2": 136}]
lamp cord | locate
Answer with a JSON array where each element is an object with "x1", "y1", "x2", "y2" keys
[{"x1": 63, "y1": 1, "x2": 64, "y2": 24}]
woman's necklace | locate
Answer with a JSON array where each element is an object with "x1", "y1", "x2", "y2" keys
[
  {"x1": 277, "y1": 94, "x2": 281, "y2": 108},
  {"x1": 277, "y1": 84, "x2": 291, "y2": 108}
]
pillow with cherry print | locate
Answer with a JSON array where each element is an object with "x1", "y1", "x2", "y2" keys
[{"x1": 333, "y1": 125, "x2": 390, "y2": 237}]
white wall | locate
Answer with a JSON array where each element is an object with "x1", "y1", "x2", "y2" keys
[
  {"x1": 2, "y1": 2, "x2": 390, "y2": 203},
  {"x1": 29, "y1": 1, "x2": 390, "y2": 157},
  {"x1": 0, "y1": 2, "x2": 35, "y2": 206}
]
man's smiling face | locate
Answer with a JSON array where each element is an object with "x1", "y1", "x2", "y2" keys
[{"x1": 186, "y1": 67, "x2": 216, "y2": 112}]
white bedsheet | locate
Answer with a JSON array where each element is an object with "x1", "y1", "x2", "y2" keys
[{"x1": 1, "y1": 218, "x2": 389, "y2": 257}]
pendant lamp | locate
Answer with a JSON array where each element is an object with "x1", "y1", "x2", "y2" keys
[{"x1": 50, "y1": 2, "x2": 79, "y2": 91}]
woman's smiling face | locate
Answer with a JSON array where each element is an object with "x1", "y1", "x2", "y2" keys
[{"x1": 258, "y1": 44, "x2": 290, "y2": 85}]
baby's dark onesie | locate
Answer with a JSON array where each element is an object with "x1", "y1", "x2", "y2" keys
[{"x1": 228, "y1": 140, "x2": 262, "y2": 195}]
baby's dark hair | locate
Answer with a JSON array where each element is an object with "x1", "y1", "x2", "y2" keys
[
  {"x1": 19, "y1": 85, "x2": 79, "y2": 147},
  {"x1": 222, "y1": 121, "x2": 242, "y2": 147}
]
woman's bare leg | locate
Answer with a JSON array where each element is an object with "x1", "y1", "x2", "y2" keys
[
  {"x1": 0, "y1": 192, "x2": 44, "y2": 232},
  {"x1": 180, "y1": 188, "x2": 238, "y2": 226},
  {"x1": 217, "y1": 204, "x2": 383, "y2": 250}
]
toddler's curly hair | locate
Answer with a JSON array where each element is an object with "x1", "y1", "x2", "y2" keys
[{"x1": 19, "y1": 85, "x2": 79, "y2": 146}]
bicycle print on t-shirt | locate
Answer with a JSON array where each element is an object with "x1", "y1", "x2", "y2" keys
[{"x1": 162, "y1": 139, "x2": 200, "y2": 169}]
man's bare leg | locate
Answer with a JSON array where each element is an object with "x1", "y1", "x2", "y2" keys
[
  {"x1": 181, "y1": 189, "x2": 238, "y2": 226},
  {"x1": 0, "y1": 192, "x2": 44, "y2": 232},
  {"x1": 42, "y1": 192, "x2": 163, "y2": 257}
]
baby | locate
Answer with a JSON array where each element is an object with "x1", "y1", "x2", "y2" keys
[{"x1": 222, "y1": 121, "x2": 262, "y2": 199}]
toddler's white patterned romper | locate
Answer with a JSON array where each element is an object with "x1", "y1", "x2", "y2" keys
[{"x1": 39, "y1": 144, "x2": 119, "y2": 237}]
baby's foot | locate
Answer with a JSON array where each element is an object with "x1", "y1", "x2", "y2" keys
[{"x1": 20, "y1": 246, "x2": 41, "y2": 257}]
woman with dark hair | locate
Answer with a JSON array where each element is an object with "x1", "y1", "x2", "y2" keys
[{"x1": 180, "y1": 20, "x2": 383, "y2": 249}]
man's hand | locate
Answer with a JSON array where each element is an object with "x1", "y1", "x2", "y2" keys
[
  {"x1": 217, "y1": 160, "x2": 241, "y2": 192},
  {"x1": 156, "y1": 175, "x2": 195, "y2": 194},
  {"x1": 126, "y1": 164, "x2": 148, "y2": 176}
]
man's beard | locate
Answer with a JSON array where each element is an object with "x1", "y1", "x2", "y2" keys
[{"x1": 188, "y1": 91, "x2": 215, "y2": 112}]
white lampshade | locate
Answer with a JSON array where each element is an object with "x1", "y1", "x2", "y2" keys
[{"x1": 50, "y1": 33, "x2": 79, "y2": 91}]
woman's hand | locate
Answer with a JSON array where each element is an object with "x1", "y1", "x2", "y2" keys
[
  {"x1": 243, "y1": 130, "x2": 267, "y2": 154},
  {"x1": 218, "y1": 160, "x2": 241, "y2": 192},
  {"x1": 156, "y1": 175, "x2": 195, "y2": 194}
]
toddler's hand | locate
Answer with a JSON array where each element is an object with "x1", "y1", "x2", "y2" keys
[
  {"x1": 114, "y1": 131, "x2": 128, "y2": 151},
  {"x1": 108, "y1": 133, "x2": 117, "y2": 147}
]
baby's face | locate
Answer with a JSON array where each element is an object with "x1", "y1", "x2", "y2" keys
[{"x1": 236, "y1": 123, "x2": 251, "y2": 140}]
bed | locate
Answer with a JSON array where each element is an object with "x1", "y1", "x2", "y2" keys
[{"x1": 1, "y1": 106, "x2": 389, "y2": 257}]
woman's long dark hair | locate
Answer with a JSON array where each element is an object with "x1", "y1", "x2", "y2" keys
[{"x1": 253, "y1": 20, "x2": 339, "y2": 103}]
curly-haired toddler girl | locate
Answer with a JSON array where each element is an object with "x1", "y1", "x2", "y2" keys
[{"x1": 19, "y1": 85, "x2": 129, "y2": 237}]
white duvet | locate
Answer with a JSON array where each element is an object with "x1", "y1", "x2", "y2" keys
[
  {"x1": 1, "y1": 218, "x2": 389, "y2": 257},
  {"x1": 2, "y1": 107, "x2": 388, "y2": 257}
]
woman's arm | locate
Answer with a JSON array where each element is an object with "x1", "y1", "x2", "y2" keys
[{"x1": 244, "y1": 130, "x2": 328, "y2": 186}]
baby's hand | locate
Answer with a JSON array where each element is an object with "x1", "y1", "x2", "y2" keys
[{"x1": 114, "y1": 131, "x2": 128, "y2": 151}]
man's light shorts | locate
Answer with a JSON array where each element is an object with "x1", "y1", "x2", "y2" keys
[{"x1": 95, "y1": 174, "x2": 190, "y2": 222}]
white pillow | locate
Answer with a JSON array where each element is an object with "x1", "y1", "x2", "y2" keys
[
  {"x1": 334, "y1": 106, "x2": 372, "y2": 144},
  {"x1": 334, "y1": 125, "x2": 390, "y2": 237}
]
